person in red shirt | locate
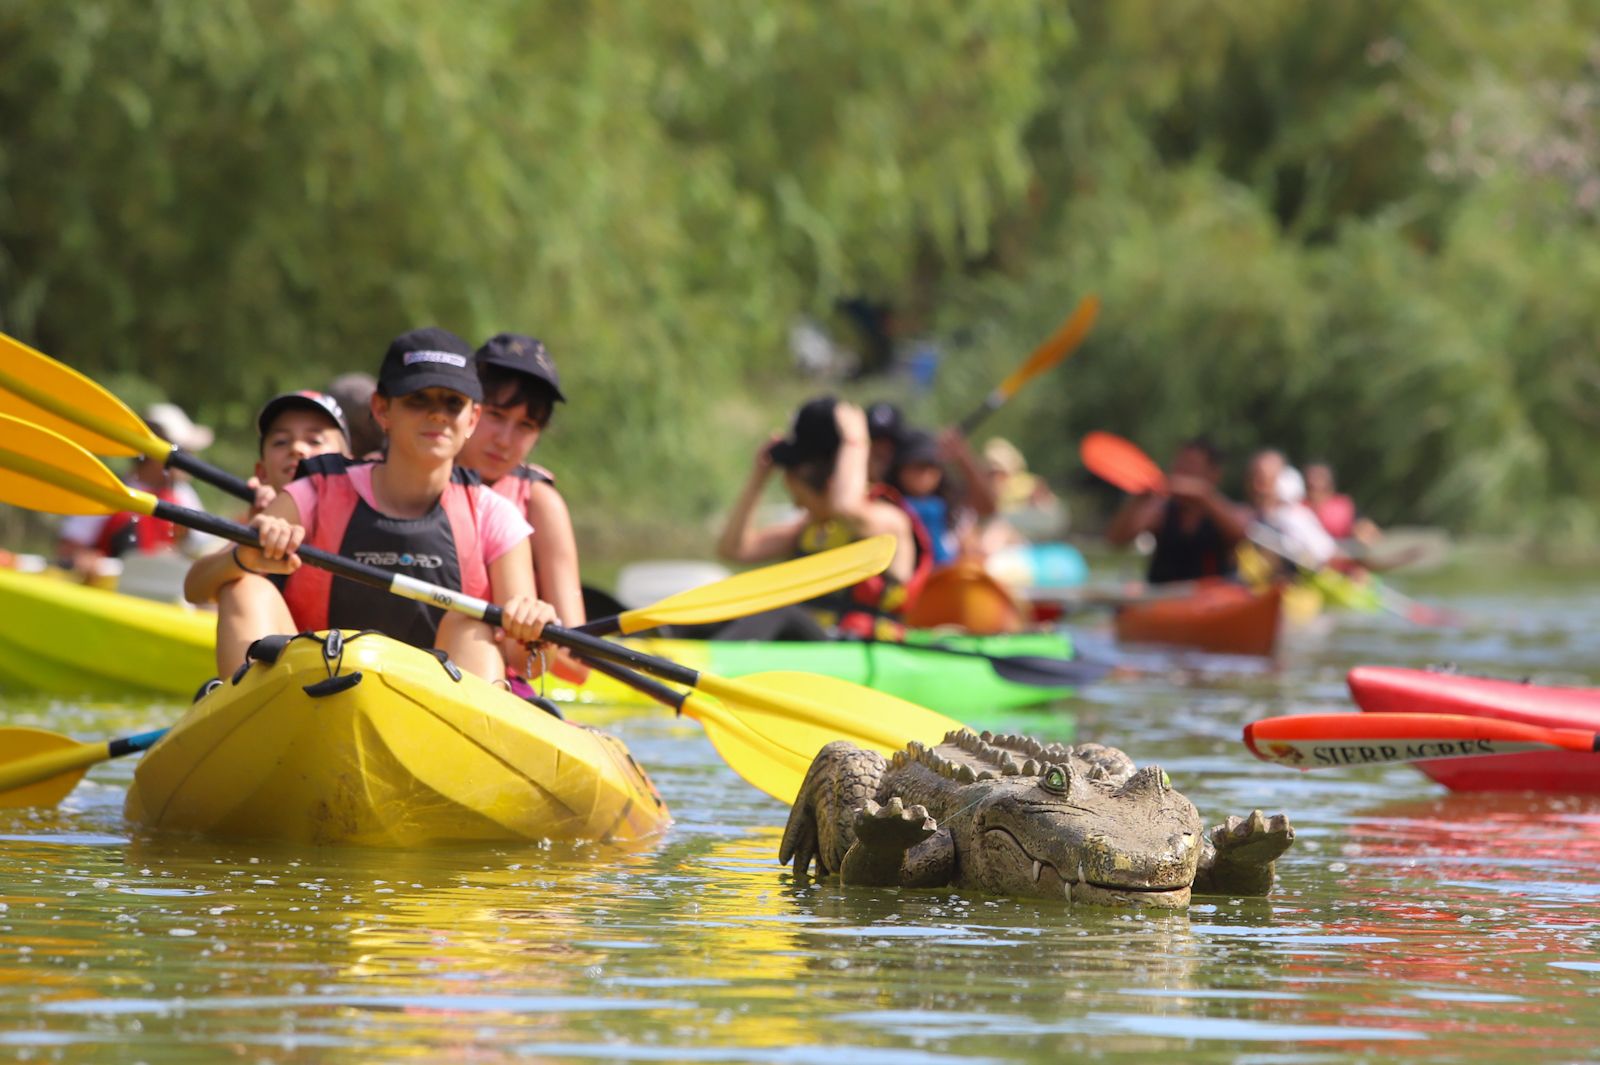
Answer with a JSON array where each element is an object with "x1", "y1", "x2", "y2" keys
[{"x1": 55, "y1": 403, "x2": 210, "y2": 573}]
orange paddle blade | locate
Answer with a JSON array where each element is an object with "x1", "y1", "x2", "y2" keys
[
  {"x1": 1080, "y1": 432, "x2": 1167, "y2": 495},
  {"x1": 1244, "y1": 712, "x2": 1600, "y2": 770},
  {"x1": 994, "y1": 294, "x2": 1101, "y2": 401}
]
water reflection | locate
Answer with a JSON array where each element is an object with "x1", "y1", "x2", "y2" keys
[{"x1": 5, "y1": 568, "x2": 1600, "y2": 1060}]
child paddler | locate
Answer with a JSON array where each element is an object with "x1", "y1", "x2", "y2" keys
[
  {"x1": 717, "y1": 396, "x2": 930, "y2": 640},
  {"x1": 185, "y1": 328, "x2": 555, "y2": 680},
  {"x1": 246, "y1": 390, "x2": 353, "y2": 517},
  {"x1": 185, "y1": 390, "x2": 353, "y2": 619},
  {"x1": 455, "y1": 333, "x2": 587, "y2": 681}
]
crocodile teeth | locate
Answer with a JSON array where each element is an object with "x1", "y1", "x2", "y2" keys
[
  {"x1": 1063, "y1": 881, "x2": 1072, "y2": 903},
  {"x1": 1032, "y1": 860, "x2": 1042, "y2": 884}
]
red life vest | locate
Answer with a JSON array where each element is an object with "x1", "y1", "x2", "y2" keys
[
  {"x1": 795, "y1": 484, "x2": 934, "y2": 639},
  {"x1": 95, "y1": 486, "x2": 185, "y2": 557},
  {"x1": 281, "y1": 456, "x2": 493, "y2": 648},
  {"x1": 486, "y1": 463, "x2": 556, "y2": 514}
]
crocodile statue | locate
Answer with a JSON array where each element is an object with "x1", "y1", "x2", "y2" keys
[{"x1": 780, "y1": 729, "x2": 1293, "y2": 907}]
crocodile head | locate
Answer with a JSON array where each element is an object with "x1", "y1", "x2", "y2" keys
[{"x1": 965, "y1": 758, "x2": 1203, "y2": 907}]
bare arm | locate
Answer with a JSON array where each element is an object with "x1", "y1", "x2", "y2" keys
[
  {"x1": 525, "y1": 481, "x2": 585, "y2": 626},
  {"x1": 1168, "y1": 475, "x2": 1250, "y2": 546},
  {"x1": 850, "y1": 499, "x2": 916, "y2": 583},
  {"x1": 1104, "y1": 495, "x2": 1165, "y2": 546},
  {"x1": 183, "y1": 492, "x2": 303, "y2": 604},
  {"x1": 826, "y1": 403, "x2": 871, "y2": 518},
  {"x1": 717, "y1": 436, "x2": 805, "y2": 563},
  {"x1": 938, "y1": 428, "x2": 997, "y2": 519}
]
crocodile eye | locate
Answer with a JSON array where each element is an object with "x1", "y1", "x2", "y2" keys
[
  {"x1": 1160, "y1": 770, "x2": 1172, "y2": 791},
  {"x1": 1041, "y1": 766, "x2": 1069, "y2": 794}
]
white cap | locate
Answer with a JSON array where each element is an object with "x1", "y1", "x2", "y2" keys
[
  {"x1": 142, "y1": 402, "x2": 214, "y2": 451},
  {"x1": 1276, "y1": 465, "x2": 1306, "y2": 505}
]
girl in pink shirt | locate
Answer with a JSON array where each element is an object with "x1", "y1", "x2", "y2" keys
[{"x1": 185, "y1": 328, "x2": 556, "y2": 682}]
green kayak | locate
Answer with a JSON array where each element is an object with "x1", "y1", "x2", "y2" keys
[
  {"x1": 567, "y1": 631, "x2": 1081, "y2": 713},
  {"x1": 0, "y1": 566, "x2": 1083, "y2": 712}
]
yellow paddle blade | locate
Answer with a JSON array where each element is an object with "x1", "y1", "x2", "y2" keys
[
  {"x1": 679, "y1": 691, "x2": 815, "y2": 804},
  {"x1": 0, "y1": 332, "x2": 166, "y2": 460},
  {"x1": 694, "y1": 670, "x2": 966, "y2": 798},
  {"x1": 995, "y1": 294, "x2": 1101, "y2": 401},
  {"x1": 615, "y1": 536, "x2": 897, "y2": 634},
  {"x1": 0, "y1": 415, "x2": 154, "y2": 516},
  {"x1": 0, "y1": 728, "x2": 97, "y2": 808},
  {"x1": 0, "y1": 415, "x2": 149, "y2": 515}
]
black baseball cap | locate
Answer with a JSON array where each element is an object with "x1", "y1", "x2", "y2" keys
[
  {"x1": 894, "y1": 428, "x2": 942, "y2": 468},
  {"x1": 865, "y1": 401, "x2": 904, "y2": 442},
  {"x1": 768, "y1": 396, "x2": 841, "y2": 468},
  {"x1": 474, "y1": 333, "x2": 566, "y2": 402},
  {"x1": 256, "y1": 391, "x2": 351, "y2": 451},
  {"x1": 377, "y1": 327, "x2": 482, "y2": 401}
]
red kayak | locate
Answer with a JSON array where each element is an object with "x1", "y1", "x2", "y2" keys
[
  {"x1": 1347, "y1": 666, "x2": 1600, "y2": 794},
  {"x1": 1114, "y1": 580, "x2": 1282, "y2": 657}
]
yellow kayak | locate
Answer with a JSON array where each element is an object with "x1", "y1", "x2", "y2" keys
[
  {"x1": 0, "y1": 565, "x2": 213, "y2": 697},
  {"x1": 124, "y1": 631, "x2": 670, "y2": 847},
  {"x1": 0, "y1": 566, "x2": 1080, "y2": 711}
]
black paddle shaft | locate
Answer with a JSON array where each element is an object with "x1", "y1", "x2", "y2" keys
[
  {"x1": 956, "y1": 395, "x2": 1003, "y2": 436},
  {"x1": 165, "y1": 447, "x2": 256, "y2": 503},
  {"x1": 577, "y1": 655, "x2": 689, "y2": 712},
  {"x1": 153, "y1": 499, "x2": 704, "y2": 688}
]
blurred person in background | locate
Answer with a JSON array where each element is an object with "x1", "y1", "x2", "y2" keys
[
  {"x1": 1245, "y1": 452, "x2": 1338, "y2": 572},
  {"x1": 889, "y1": 427, "x2": 997, "y2": 568},
  {"x1": 55, "y1": 402, "x2": 210, "y2": 573},
  {"x1": 718, "y1": 396, "x2": 927, "y2": 638},
  {"x1": 1106, "y1": 437, "x2": 1248, "y2": 584},
  {"x1": 1305, "y1": 461, "x2": 1380, "y2": 545},
  {"x1": 327, "y1": 371, "x2": 385, "y2": 458}
]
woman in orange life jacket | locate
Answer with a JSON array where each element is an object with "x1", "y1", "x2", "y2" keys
[
  {"x1": 717, "y1": 396, "x2": 930, "y2": 640},
  {"x1": 184, "y1": 328, "x2": 556, "y2": 680},
  {"x1": 454, "y1": 333, "x2": 588, "y2": 681}
]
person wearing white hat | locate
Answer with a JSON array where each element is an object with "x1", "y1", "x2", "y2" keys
[
  {"x1": 55, "y1": 402, "x2": 212, "y2": 572},
  {"x1": 142, "y1": 401, "x2": 215, "y2": 451},
  {"x1": 1243, "y1": 451, "x2": 1338, "y2": 572}
]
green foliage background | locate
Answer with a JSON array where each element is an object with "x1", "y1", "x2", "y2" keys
[{"x1": 3, "y1": 1, "x2": 1597, "y2": 551}]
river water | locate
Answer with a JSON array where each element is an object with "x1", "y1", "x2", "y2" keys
[{"x1": 3, "y1": 565, "x2": 1598, "y2": 1062}]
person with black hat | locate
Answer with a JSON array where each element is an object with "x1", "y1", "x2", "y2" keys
[
  {"x1": 887, "y1": 426, "x2": 1000, "y2": 569},
  {"x1": 716, "y1": 396, "x2": 931, "y2": 639},
  {"x1": 184, "y1": 327, "x2": 557, "y2": 680},
  {"x1": 864, "y1": 400, "x2": 905, "y2": 484},
  {"x1": 456, "y1": 333, "x2": 588, "y2": 681},
  {"x1": 182, "y1": 390, "x2": 353, "y2": 602},
  {"x1": 889, "y1": 429, "x2": 963, "y2": 567},
  {"x1": 247, "y1": 390, "x2": 353, "y2": 515}
]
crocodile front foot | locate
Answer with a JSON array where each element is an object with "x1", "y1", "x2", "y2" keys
[
  {"x1": 1193, "y1": 810, "x2": 1295, "y2": 897},
  {"x1": 839, "y1": 797, "x2": 952, "y2": 888}
]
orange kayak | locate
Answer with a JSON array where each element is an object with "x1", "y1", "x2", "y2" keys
[
  {"x1": 1114, "y1": 580, "x2": 1283, "y2": 657},
  {"x1": 903, "y1": 559, "x2": 1026, "y2": 635}
]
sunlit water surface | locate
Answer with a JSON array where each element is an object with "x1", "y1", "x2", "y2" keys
[{"x1": 3, "y1": 565, "x2": 1598, "y2": 1062}]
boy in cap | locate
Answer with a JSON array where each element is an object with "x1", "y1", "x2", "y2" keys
[
  {"x1": 717, "y1": 396, "x2": 930, "y2": 639},
  {"x1": 248, "y1": 390, "x2": 353, "y2": 515},
  {"x1": 183, "y1": 391, "x2": 354, "y2": 599},
  {"x1": 455, "y1": 334, "x2": 588, "y2": 679},
  {"x1": 184, "y1": 327, "x2": 555, "y2": 680}
]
